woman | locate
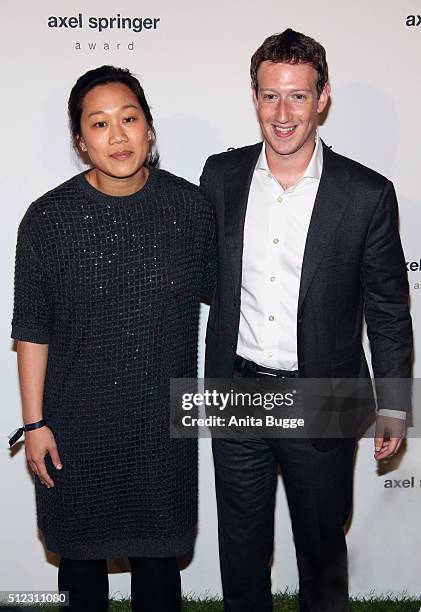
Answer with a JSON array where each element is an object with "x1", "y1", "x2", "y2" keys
[{"x1": 11, "y1": 65, "x2": 214, "y2": 611}]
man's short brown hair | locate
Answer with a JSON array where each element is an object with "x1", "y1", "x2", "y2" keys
[{"x1": 250, "y1": 28, "x2": 329, "y2": 97}]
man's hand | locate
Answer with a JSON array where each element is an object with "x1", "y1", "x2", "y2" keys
[
  {"x1": 25, "y1": 426, "x2": 62, "y2": 488},
  {"x1": 374, "y1": 414, "x2": 406, "y2": 461}
]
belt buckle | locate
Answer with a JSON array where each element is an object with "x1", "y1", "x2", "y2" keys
[{"x1": 255, "y1": 369, "x2": 277, "y2": 378}]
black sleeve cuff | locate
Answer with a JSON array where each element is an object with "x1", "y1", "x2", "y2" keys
[{"x1": 11, "y1": 325, "x2": 50, "y2": 344}]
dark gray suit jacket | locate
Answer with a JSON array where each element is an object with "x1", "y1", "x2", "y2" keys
[{"x1": 200, "y1": 141, "x2": 412, "y2": 430}]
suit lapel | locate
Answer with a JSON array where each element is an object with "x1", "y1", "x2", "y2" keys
[
  {"x1": 223, "y1": 141, "x2": 351, "y2": 308},
  {"x1": 224, "y1": 143, "x2": 262, "y2": 292},
  {"x1": 298, "y1": 143, "x2": 351, "y2": 312}
]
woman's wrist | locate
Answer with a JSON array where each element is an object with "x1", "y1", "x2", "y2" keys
[
  {"x1": 24, "y1": 419, "x2": 47, "y2": 430},
  {"x1": 22, "y1": 406, "x2": 44, "y2": 425},
  {"x1": 23, "y1": 417, "x2": 44, "y2": 425},
  {"x1": 8, "y1": 419, "x2": 47, "y2": 447}
]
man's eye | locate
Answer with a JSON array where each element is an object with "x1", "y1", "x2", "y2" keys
[
  {"x1": 262, "y1": 94, "x2": 277, "y2": 101},
  {"x1": 293, "y1": 94, "x2": 307, "y2": 101}
]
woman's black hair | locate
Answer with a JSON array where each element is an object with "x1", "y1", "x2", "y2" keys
[{"x1": 68, "y1": 65, "x2": 159, "y2": 166}]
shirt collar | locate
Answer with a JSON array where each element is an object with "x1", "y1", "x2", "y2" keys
[{"x1": 256, "y1": 132, "x2": 323, "y2": 183}]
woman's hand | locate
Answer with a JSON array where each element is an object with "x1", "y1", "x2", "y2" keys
[
  {"x1": 16, "y1": 341, "x2": 62, "y2": 487},
  {"x1": 25, "y1": 426, "x2": 62, "y2": 488}
]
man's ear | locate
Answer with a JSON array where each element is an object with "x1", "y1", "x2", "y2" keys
[
  {"x1": 317, "y1": 82, "x2": 331, "y2": 114},
  {"x1": 251, "y1": 82, "x2": 258, "y2": 108}
]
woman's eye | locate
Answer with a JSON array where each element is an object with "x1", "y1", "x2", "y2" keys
[
  {"x1": 123, "y1": 116, "x2": 136, "y2": 123},
  {"x1": 94, "y1": 121, "x2": 107, "y2": 128}
]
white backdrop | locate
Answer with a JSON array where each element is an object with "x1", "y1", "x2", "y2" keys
[{"x1": 1, "y1": 0, "x2": 420, "y2": 599}]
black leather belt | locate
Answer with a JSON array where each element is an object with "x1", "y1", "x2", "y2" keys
[{"x1": 234, "y1": 355, "x2": 299, "y2": 378}]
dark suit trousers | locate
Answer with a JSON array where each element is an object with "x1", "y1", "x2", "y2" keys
[{"x1": 212, "y1": 434, "x2": 355, "y2": 612}]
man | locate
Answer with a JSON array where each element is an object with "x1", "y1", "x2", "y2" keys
[{"x1": 200, "y1": 29, "x2": 412, "y2": 611}]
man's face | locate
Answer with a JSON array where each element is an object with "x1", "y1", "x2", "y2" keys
[{"x1": 253, "y1": 61, "x2": 330, "y2": 166}]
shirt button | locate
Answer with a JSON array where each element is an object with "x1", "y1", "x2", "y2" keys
[
  {"x1": 268, "y1": 315, "x2": 275, "y2": 321},
  {"x1": 267, "y1": 352, "x2": 273, "y2": 358},
  {"x1": 273, "y1": 238, "x2": 279, "y2": 244},
  {"x1": 270, "y1": 276, "x2": 276, "y2": 282},
  {"x1": 277, "y1": 195, "x2": 283, "y2": 204}
]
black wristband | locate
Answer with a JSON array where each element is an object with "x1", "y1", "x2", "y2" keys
[
  {"x1": 8, "y1": 419, "x2": 47, "y2": 447},
  {"x1": 24, "y1": 419, "x2": 47, "y2": 432}
]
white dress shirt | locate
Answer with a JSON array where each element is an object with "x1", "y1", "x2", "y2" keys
[
  {"x1": 238, "y1": 136, "x2": 322, "y2": 370},
  {"x1": 237, "y1": 136, "x2": 406, "y2": 421}
]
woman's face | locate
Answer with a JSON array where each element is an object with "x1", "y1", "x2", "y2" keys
[{"x1": 78, "y1": 82, "x2": 150, "y2": 187}]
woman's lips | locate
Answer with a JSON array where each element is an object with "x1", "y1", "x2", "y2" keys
[{"x1": 110, "y1": 151, "x2": 132, "y2": 160}]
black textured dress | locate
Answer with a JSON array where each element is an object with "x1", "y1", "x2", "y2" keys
[{"x1": 11, "y1": 168, "x2": 214, "y2": 560}]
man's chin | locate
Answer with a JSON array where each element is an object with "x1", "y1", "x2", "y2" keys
[{"x1": 266, "y1": 140, "x2": 299, "y2": 159}]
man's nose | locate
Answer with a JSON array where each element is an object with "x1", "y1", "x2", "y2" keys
[{"x1": 275, "y1": 98, "x2": 291, "y2": 123}]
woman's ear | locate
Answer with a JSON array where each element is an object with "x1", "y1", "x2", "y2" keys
[{"x1": 78, "y1": 136, "x2": 87, "y2": 152}]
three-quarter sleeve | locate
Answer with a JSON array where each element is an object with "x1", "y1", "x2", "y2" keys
[{"x1": 11, "y1": 223, "x2": 54, "y2": 344}]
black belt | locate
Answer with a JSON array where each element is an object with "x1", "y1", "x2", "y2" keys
[{"x1": 234, "y1": 355, "x2": 299, "y2": 378}]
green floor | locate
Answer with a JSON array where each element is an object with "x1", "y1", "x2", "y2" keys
[
  {"x1": 176, "y1": 593, "x2": 421, "y2": 611},
  {"x1": 7, "y1": 592, "x2": 420, "y2": 611}
]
